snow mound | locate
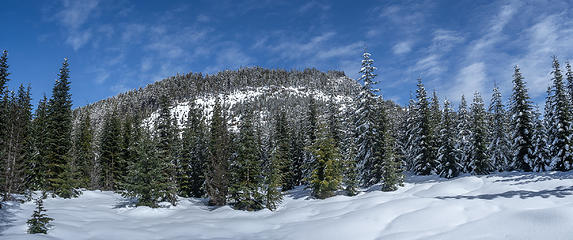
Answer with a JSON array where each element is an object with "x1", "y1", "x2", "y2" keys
[{"x1": 3, "y1": 171, "x2": 573, "y2": 240}]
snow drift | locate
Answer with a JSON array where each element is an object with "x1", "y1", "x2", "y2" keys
[{"x1": 2, "y1": 171, "x2": 573, "y2": 240}]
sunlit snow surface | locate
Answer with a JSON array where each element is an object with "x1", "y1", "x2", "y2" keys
[{"x1": 3, "y1": 171, "x2": 573, "y2": 240}]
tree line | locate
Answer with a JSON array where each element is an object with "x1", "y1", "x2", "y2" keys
[{"x1": 1, "y1": 49, "x2": 573, "y2": 213}]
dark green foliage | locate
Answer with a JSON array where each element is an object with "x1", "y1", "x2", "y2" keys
[
  {"x1": 154, "y1": 95, "x2": 178, "y2": 205},
  {"x1": 343, "y1": 138, "x2": 359, "y2": 196},
  {"x1": 438, "y1": 100, "x2": 460, "y2": 178},
  {"x1": 230, "y1": 108, "x2": 264, "y2": 211},
  {"x1": 532, "y1": 107, "x2": 550, "y2": 172},
  {"x1": 99, "y1": 112, "x2": 122, "y2": 191},
  {"x1": 413, "y1": 79, "x2": 436, "y2": 175},
  {"x1": 509, "y1": 66, "x2": 534, "y2": 172},
  {"x1": 29, "y1": 96, "x2": 49, "y2": 190},
  {"x1": 206, "y1": 98, "x2": 230, "y2": 206},
  {"x1": 0, "y1": 51, "x2": 10, "y2": 200},
  {"x1": 309, "y1": 125, "x2": 343, "y2": 199},
  {"x1": 73, "y1": 113, "x2": 94, "y2": 189},
  {"x1": 470, "y1": 92, "x2": 491, "y2": 175},
  {"x1": 123, "y1": 126, "x2": 167, "y2": 207},
  {"x1": 27, "y1": 194, "x2": 53, "y2": 234},
  {"x1": 45, "y1": 58, "x2": 79, "y2": 198},
  {"x1": 119, "y1": 116, "x2": 135, "y2": 189},
  {"x1": 380, "y1": 127, "x2": 403, "y2": 192},
  {"x1": 274, "y1": 111, "x2": 293, "y2": 191},
  {"x1": 265, "y1": 149, "x2": 283, "y2": 211},
  {"x1": 288, "y1": 125, "x2": 305, "y2": 189},
  {"x1": 3, "y1": 85, "x2": 33, "y2": 200},
  {"x1": 179, "y1": 100, "x2": 207, "y2": 198}
]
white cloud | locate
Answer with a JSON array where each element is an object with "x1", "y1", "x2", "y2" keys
[
  {"x1": 516, "y1": 14, "x2": 573, "y2": 98},
  {"x1": 65, "y1": 30, "x2": 92, "y2": 51},
  {"x1": 56, "y1": 0, "x2": 99, "y2": 29},
  {"x1": 447, "y1": 62, "x2": 487, "y2": 100},
  {"x1": 392, "y1": 41, "x2": 412, "y2": 55}
]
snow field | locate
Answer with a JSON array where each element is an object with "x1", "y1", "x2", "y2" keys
[{"x1": 3, "y1": 171, "x2": 573, "y2": 240}]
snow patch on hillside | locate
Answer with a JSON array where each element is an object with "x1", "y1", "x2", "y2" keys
[
  {"x1": 3, "y1": 171, "x2": 573, "y2": 240},
  {"x1": 143, "y1": 85, "x2": 353, "y2": 131}
]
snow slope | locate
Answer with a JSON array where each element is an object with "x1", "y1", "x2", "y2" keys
[{"x1": 3, "y1": 171, "x2": 573, "y2": 240}]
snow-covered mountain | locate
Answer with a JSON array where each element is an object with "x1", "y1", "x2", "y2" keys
[{"x1": 73, "y1": 67, "x2": 362, "y2": 135}]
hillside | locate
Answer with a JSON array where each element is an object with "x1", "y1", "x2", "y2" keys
[
  {"x1": 72, "y1": 67, "x2": 369, "y2": 134},
  {"x1": 3, "y1": 171, "x2": 573, "y2": 240}
]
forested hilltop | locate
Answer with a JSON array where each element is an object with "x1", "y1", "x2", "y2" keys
[{"x1": 1, "y1": 48, "x2": 573, "y2": 231}]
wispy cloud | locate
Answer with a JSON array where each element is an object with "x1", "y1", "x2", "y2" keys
[{"x1": 392, "y1": 41, "x2": 413, "y2": 55}]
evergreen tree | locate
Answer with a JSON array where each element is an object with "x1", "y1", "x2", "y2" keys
[
  {"x1": 45, "y1": 58, "x2": 78, "y2": 198},
  {"x1": 469, "y1": 92, "x2": 491, "y2": 175},
  {"x1": 509, "y1": 65, "x2": 534, "y2": 172},
  {"x1": 118, "y1": 116, "x2": 134, "y2": 190},
  {"x1": 309, "y1": 125, "x2": 343, "y2": 199},
  {"x1": 123, "y1": 126, "x2": 165, "y2": 208},
  {"x1": 154, "y1": 95, "x2": 178, "y2": 205},
  {"x1": 288, "y1": 124, "x2": 305, "y2": 188},
  {"x1": 229, "y1": 108, "x2": 263, "y2": 211},
  {"x1": 265, "y1": 147, "x2": 283, "y2": 211},
  {"x1": 429, "y1": 91, "x2": 441, "y2": 167},
  {"x1": 380, "y1": 121, "x2": 403, "y2": 192},
  {"x1": 413, "y1": 79, "x2": 436, "y2": 175},
  {"x1": 566, "y1": 62, "x2": 573, "y2": 105},
  {"x1": 3, "y1": 85, "x2": 33, "y2": 200},
  {"x1": 73, "y1": 113, "x2": 94, "y2": 189},
  {"x1": 399, "y1": 96, "x2": 418, "y2": 171},
  {"x1": 274, "y1": 110, "x2": 292, "y2": 191},
  {"x1": 532, "y1": 107, "x2": 550, "y2": 172},
  {"x1": 354, "y1": 51, "x2": 381, "y2": 184},
  {"x1": 488, "y1": 86, "x2": 510, "y2": 172},
  {"x1": 546, "y1": 57, "x2": 573, "y2": 171},
  {"x1": 27, "y1": 194, "x2": 54, "y2": 234},
  {"x1": 179, "y1": 99, "x2": 207, "y2": 198},
  {"x1": 0, "y1": 51, "x2": 10, "y2": 201},
  {"x1": 438, "y1": 100, "x2": 460, "y2": 178},
  {"x1": 29, "y1": 95, "x2": 49, "y2": 190},
  {"x1": 456, "y1": 96, "x2": 472, "y2": 173},
  {"x1": 205, "y1": 98, "x2": 230, "y2": 206},
  {"x1": 98, "y1": 112, "x2": 122, "y2": 191}
]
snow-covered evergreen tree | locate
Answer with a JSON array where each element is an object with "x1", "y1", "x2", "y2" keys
[
  {"x1": 566, "y1": 62, "x2": 573, "y2": 105},
  {"x1": 546, "y1": 57, "x2": 573, "y2": 171},
  {"x1": 509, "y1": 65, "x2": 534, "y2": 172},
  {"x1": 399, "y1": 96, "x2": 418, "y2": 171},
  {"x1": 179, "y1": 99, "x2": 207, "y2": 198},
  {"x1": 488, "y1": 86, "x2": 510, "y2": 172},
  {"x1": 438, "y1": 100, "x2": 460, "y2": 178},
  {"x1": 532, "y1": 106, "x2": 550, "y2": 172},
  {"x1": 354, "y1": 51, "x2": 381, "y2": 185},
  {"x1": 469, "y1": 92, "x2": 491, "y2": 175},
  {"x1": 154, "y1": 95, "x2": 178, "y2": 205},
  {"x1": 456, "y1": 96, "x2": 472, "y2": 173},
  {"x1": 206, "y1": 98, "x2": 231, "y2": 206},
  {"x1": 413, "y1": 79, "x2": 436, "y2": 175},
  {"x1": 230, "y1": 107, "x2": 264, "y2": 211}
]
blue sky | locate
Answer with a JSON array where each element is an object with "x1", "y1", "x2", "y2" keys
[{"x1": 1, "y1": 0, "x2": 572, "y2": 108}]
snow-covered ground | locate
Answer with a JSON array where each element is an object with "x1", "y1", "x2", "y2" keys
[{"x1": 3, "y1": 171, "x2": 573, "y2": 240}]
